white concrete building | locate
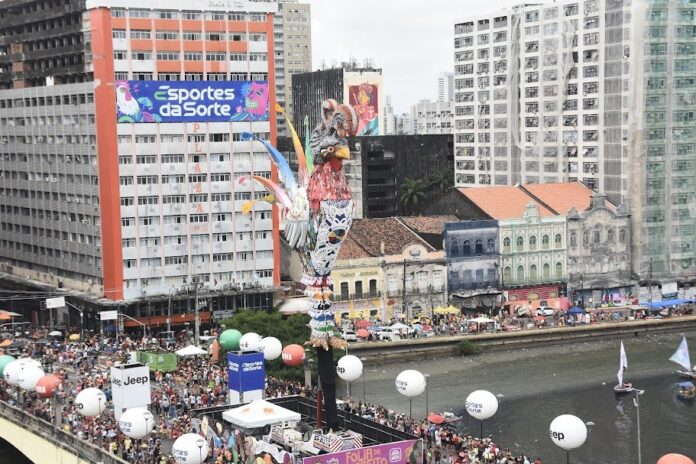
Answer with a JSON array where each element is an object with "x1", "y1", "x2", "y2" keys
[
  {"x1": 410, "y1": 99, "x2": 453, "y2": 135},
  {"x1": 273, "y1": 0, "x2": 311, "y2": 136},
  {"x1": 438, "y1": 72, "x2": 454, "y2": 102}
]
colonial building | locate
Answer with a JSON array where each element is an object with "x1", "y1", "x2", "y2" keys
[
  {"x1": 332, "y1": 216, "x2": 452, "y2": 320},
  {"x1": 444, "y1": 220, "x2": 501, "y2": 310},
  {"x1": 566, "y1": 193, "x2": 632, "y2": 305}
]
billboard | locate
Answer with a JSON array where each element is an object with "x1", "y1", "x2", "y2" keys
[
  {"x1": 344, "y1": 72, "x2": 382, "y2": 136},
  {"x1": 227, "y1": 351, "x2": 265, "y2": 404},
  {"x1": 111, "y1": 363, "x2": 151, "y2": 420},
  {"x1": 116, "y1": 80, "x2": 269, "y2": 123},
  {"x1": 302, "y1": 439, "x2": 422, "y2": 464}
]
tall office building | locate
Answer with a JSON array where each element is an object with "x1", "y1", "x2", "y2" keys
[
  {"x1": 453, "y1": 0, "x2": 696, "y2": 280},
  {"x1": 437, "y1": 72, "x2": 454, "y2": 103},
  {"x1": 0, "y1": 0, "x2": 279, "y2": 320},
  {"x1": 273, "y1": 0, "x2": 311, "y2": 136},
  {"x1": 410, "y1": 99, "x2": 453, "y2": 134}
]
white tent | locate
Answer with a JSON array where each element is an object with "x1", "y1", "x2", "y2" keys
[
  {"x1": 390, "y1": 323, "x2": 410, "y2": 330},
  {"x1": 175, "y1": 345, "x2": 207, "y2": 357},
  {"x1": 278, "y1": 298, "x2": 310, "y2": 315},
  {"x1": 222, "y1": 400, "x2": 301, "y2": 428},
  {"x1": 470, "y1": 317, "x2": 495, "y2": 324}
]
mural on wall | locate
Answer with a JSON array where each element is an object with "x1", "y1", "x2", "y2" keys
[{"x1": 348, "y1": 82, "x2": 379, "y2": 135}]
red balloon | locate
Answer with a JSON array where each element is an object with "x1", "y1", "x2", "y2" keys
[
  {"x1": 658, "y1": 455, "x2": 695, "y2": 464},
  {"x1": 281, "y1": 344, "x2": 305, "y2": 367},
  {"x1": 35, "y1": 374, "x2": 62, "y2": 398}
]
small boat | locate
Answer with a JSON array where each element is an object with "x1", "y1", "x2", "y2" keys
[
  {"x1": 676, "y1": 381, "x2": 696, "y2": 400},
  {"x1": 670, "y1": 336, "x2": 696, "y2": 380},
  {"x1": 615, "y1": 341, "x2": 637, "y2": 395}
]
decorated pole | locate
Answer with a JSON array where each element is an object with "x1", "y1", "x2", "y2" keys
[{"x1": 242, "y1": 100, "x2": 358, "y2": 430}]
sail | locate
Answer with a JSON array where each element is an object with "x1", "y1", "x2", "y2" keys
[
  {"x1": 670, "y1": 336, "x2": 692, "y2": 372},
  {"x1": 617, "y1": 341, "x2": 628, "y2": 385}
]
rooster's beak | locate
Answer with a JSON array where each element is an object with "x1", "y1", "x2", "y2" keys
[{"x1": 334, "y1": 145, "x2": 350, "y2": 160}]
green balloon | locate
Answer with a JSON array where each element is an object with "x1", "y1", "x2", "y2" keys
[
  {"x1": 0, "y1": 355, "x2": 16, "y2": 376},
  {"x1": 219, "y1": 329, "x2": 242, "y2": 351}
]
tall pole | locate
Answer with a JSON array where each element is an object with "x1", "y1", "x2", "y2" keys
[
  {"x1": 634, "y1": 390, "x2": 642, "y2": 464},
  {"x1": 402, "y1": 259, "x2": 407, "y2": 320},
  {"x1": 167, "y1": 291, "x2": 172, "y2": 335},
  {"x1": 194, "y1": 283, "x2": 201, "y2": 346},
  {"x1": 648, "y1": 258, "x2": 653, "y2": 311}
]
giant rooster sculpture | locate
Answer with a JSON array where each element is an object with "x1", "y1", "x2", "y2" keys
[{"x1": 240, "y1": 99, "x2": 358, "y2": 429}]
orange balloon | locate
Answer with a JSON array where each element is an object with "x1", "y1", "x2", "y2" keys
[
  {"x1": 657, "y1": 454, "x2": 695, "y2": 464},
  {"x1": 281, "y1": 344, "x2": 305, "y2": 367},
  {"x1": 35, "y1": 374, "x2": 62, "y2": 398}
]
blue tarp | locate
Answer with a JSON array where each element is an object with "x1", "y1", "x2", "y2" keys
[
  {"x1": 568, "y1": 306, "x2": 584, "y2": 315},
  {"x1": 640, "y1": 299, "x2": 694, "y2": 310},
  {"x1": 678, "y1": 381, "x2": 694, "y2": 388}
]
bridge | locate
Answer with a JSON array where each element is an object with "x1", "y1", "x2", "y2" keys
[{"x1": 0, "y1": 401, "x2": 127, "y2": 464}]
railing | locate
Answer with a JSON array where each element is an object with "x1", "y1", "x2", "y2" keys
[{"x1": 0, "y1": 400, "x2": 128, "y2": 464}]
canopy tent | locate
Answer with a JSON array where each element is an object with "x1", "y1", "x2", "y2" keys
[
  {"x1": 278, "y1": 298, "x2": 310, "y2": 315},
  {"x1": 434, "y1": 306, "x2": 459, "y2": 315},
  {"x1": 389, "y1": 323, "x2": 409, "y2": 331},
  {"x1": 641, "y1": 299, "x2": 694, "y2": 310},
  {"x1": 469, "y1": 317, "x2": 495, "y2": 324},
  {"x1": 568, "y1": 306, "x2": 584, "y2": 315},
  {"x1": 222, "y1": 399, "x2": 301, "y2": 428},
  {"x1": 48, "y1": 331, "x2": 62, "y2": 337},
  {"x1": 175, "y1": 345, "x2": 207, "y2": 357}
]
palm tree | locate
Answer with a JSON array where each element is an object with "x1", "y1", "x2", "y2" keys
[
  {"x1": 429, "y1": 168, "x2": 454, "y2": 194},
  {"x1": 399, "y1": 177, "x2": 428, "y2": 215}
]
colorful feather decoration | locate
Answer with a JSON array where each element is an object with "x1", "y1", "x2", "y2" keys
[
  {"x1": 240, "y1": 131, "x2": 298, "y2": 196},
  {"x1": 274, "y1": 104, "x2": 309, "y2": 187}
]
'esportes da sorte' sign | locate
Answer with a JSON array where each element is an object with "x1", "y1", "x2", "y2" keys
[{"x1": 116, "y1": 80, "x2": 269, "y2": 123}]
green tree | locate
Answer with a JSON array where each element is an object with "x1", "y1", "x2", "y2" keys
[
  {"x1": 398, "y1": 177, "x2": 429, "y2": 215},
  {"x1": 429, "y1": 168, "x2": 454, "y2": 194}
]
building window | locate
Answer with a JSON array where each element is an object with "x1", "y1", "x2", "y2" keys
[
  {"x1": 486, "y1": 238, "x2": 495, "y2": 253},
  {"x1": 463, "y1": 240, "x2": 472, "y2": 256},
  {"x1": 340, "y1": 282, "x2": 349, "y2": 300},
  {"x1": 529, "y1": 235, "x2": 537, "y2": 251},
  {"x1": 516, "y1": 265, "x2": 525, "y2": 282},
  {"x1": 355, "y1": 281, "x2": 363, "y2": 299},
  {"x1": 450, "y1": 240, "x2": 459, "y2": 257},
  {"x1": 570, "y1": 232, "x2": 577, "y2": 247},
  {"x1": 583, "y1": 231, "x2": 589, "y2": 245},
  {"x1": 542, "y1": 235, "x2": 549, "y2": 250},
  {"x1": 619, "y1": 228, "x2": 626, "y2": 242},
  {"x1": 503, "y1": 266, "x2": 512, "y2": 284},
  {"x1": 593, "y1": 227, "x2": 601, "y2": 243},
  {"x1": 555, "y1": 262, "x2": 563, "y2": 278},
  {"x1": 543, "y1": 263, "x2": 551, "y2": 280},
  {"x1": 503, "y1": 237, "x2": 511, "y2": 252},
  {"x1": 530, "y1": 264, "x2": 538, "y2": 283},
  {"x1": 369, "y1": 279, "x2": 377, "y2": 297},
  {"x1": 516, "y1": 236, "x2": 524, "y2": 251},
  {"x1": 475, "y1": 239, "x2": 483, "y2": 255},
  {"x1": 555, "y1": 234, "x2": 562, "y2": 248}
]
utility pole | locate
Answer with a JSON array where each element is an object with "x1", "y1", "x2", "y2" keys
[
  {"x1": 402, "y1": 259, "x2": 407, "y2": 321},
  {"x1": 167, "y1": 291, "x2": 172, "y2": 335},
  {"x1": 194, "y1": 281, "x2": 201, "y2": 346},
  {"x1": 648, "y1": 258, "x2": 653, "y2": 309}
]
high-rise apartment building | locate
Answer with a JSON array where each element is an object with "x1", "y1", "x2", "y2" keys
[
  {"x1": 438, "y1": 72, "x2": 454, "y2": 103},
  {"x1": 0, "y1": 0, "x2": 279, "y2": 319},
  {"x1": 273, "y1": 0, "x2": 311, "y2": 136},
  {"x1": 410, "y1": 99, "x2": 453, "y2": 134},
  {"x1": 453, "y1": 0, "x2": 696, "y2": 280}
]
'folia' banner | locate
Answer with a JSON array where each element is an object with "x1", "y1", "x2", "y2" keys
[
  {"x1": 116, "y1": 80, "x2": 269, "y2": 123},
  {"x1": 302, "y1": 439, "x2": 423, "y2": 464},
  {"x1": 227, "y1": 351, "x2": 265, "y2": 392}
]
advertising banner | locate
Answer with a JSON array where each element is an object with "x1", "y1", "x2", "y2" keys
[
  {"x1": 227, "y1": 351, "x2": 265, "y2": 392},
  {"x1": 111, "y1": 363, "x2": 151, "y2": 420},
  {"x1": 343, "y1": 72, "x2": 382, "y2": 136},
  {"x1": 137, "y1": 351, "x2": 178, "y2": 372},
  {"x1": 662, "y1": 282, "x2": 678, "y2": 298},
  {"x1": 302, "y1": 439, "x2": 422, "y2": 464},
  {"x1": 116, "y1": 80, "x2": 269, "y2": 123}
]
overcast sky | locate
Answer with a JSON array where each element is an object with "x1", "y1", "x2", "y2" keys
[{"x1": 307, "y1": 0, "x2": 553, "y2": 113}]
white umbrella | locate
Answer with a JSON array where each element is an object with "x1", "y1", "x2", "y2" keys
[
  {"x1": 48, "y1": 331, "x2": 62, "y2": 337},
  {"x1": 390, "y1": 323, "x2": 410, "y2": 330},
  {"x1": 470, "y1": 317, "x2": 495, "y2": 324},
  {"x1": 278, "y1": 298, "x2": 309, "y2": 315},
  {"x1": 175, "y1": 345, "x2": 207, "y2": 357}
]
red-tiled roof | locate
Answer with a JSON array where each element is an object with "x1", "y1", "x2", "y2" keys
[
  {"x1": 521, "y1": 182, "x2": 616, "y2": 214},
  {"x1": 458, "y1": 186, "x2": 555, "y2": 220},
  {"x1": 337, "y1": 234, "x2": 372, "y2": 260},
  {"x1": 399, "y1": 215, "x2": 458, "y2": 235},
  {"x1": 339, "y1": 217, "x2": 435, "y2": 259}
]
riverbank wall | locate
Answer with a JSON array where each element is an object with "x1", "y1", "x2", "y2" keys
[{"x1": 349, "y1": 316, "x2": 696, "y2": 364}]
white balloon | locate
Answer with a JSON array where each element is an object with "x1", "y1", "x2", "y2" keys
[
  {"x1": 549, "y1": 414, "x2": 588, "y2": 451},
  {"x1": 172, "y1": 433, "x2": 209, "y2": 464},
  {"x1": 119, "y1": 407, "x2": 155, "y2": 439},
  {"x1": 17, "y1": 358, "x2": 42, "y2": 368},
  {"x1": 3, "y1": 360, "x2": 24, "y2": 385},
  {"x1": 465, "y1": 390, "x2": 499, "y2": 420},
  {"x1": 395, "y1": 369, "x2": 426, "y2": 398},
  {"x1": 18, "y1": 365, "x2": 45, "y2": 391},
  {"x1": 239, "y1": 332, "x2": 262, "y2": 352},
  {"x1": 337, "y1": 355, "x2": 363, "y2": 382},
  {"x1": 259, "y1": 337, "x2": 282, "y2": 361},
  {"x1": 75, "y1": 387, "x2": 107, "y2": 417}
]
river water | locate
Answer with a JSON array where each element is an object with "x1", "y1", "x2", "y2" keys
[{"x1": 355, "y1": 332, "x2": 696, "y2": 463}]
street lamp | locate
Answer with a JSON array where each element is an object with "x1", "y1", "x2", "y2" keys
[
  {"x1": 120, "y1": 313, "x2": 147, "y2": 340},
  {"x1": 633, "y1": 389, "x2": 644, "y2": 464},
  {"x1": 424, "y1": 374, "x2": 431, "y2": 418},
  {"x1": 360, "y1": 357, "x2": 367, "y2": 404},
  {"x1": 64, "y1": 302, "x2": 84, "y2": 341}
]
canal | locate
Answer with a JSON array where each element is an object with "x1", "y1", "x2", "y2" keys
[{"x1": 355, "y1": 332, "x2": 696, "y2": 463}]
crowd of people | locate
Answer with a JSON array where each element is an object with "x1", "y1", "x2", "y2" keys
[{"x1": 0, "y1": 328, "x2": 547, "y2": 464}]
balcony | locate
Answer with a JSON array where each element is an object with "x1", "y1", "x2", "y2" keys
[{"x1": 334, "y1": 291, "x2": 381, "y2": 302}]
